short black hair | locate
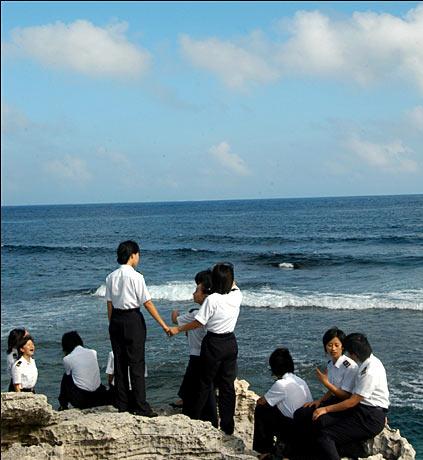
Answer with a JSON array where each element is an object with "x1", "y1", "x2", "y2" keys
[
  {"x1": 17, "y1": 335, "x2": 34, "y2": 357},
  {"x1": 269, "y1": 347, "x2": 294, "y2": 378},
  {"x1": 211, "y1": 263, "x2": 234, "y2": 294},
  {"x1": 322, "y1": 327, "x2": 346, "y2": 351},
  {"x1": 117, "y1": 240, "x2": 140, "y2": 265},
  {"x1": 195, "y1": 269, "x2": 213, "y2": 294},
  {"x1": 344, "y1": 333, "x2": 372, "y2": 362},
  {"x1": 7, "y1": 328, "x2": 27, "y2": 354},
  {"x1": 62, "y1": 331, "x2": 84, "y2": 355}
]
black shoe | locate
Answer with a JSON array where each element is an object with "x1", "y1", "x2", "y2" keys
[{"x1": 131, "y1": 409, "x2": 158, "y2": 418}]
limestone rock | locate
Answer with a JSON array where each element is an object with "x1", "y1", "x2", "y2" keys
[
  {"x1": 1, "y1": 392, "x2": 56, "y2": 427},
  {"x1": 364, "y1": 426, "x2": 416, "y2": 460}
]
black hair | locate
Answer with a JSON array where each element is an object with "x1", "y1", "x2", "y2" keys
[
  {"x1": 322, "y1": 327, "x2": 346, "y2": 351},
  {"x1": 117, "y1": 240, "x2": 140, "y2": 265},
  {"x1": 194, "y1": 269, "x2": 213, "y2": 294},
  {"x1": 211, "y1": 263, "x2": 234, "y2": 294},
  {"x1": 7, "y1": 328, "x2": 27, "y2": 354},
  {"x1": 344, "y1": 333, "x2": 372, "y2": 362},
  {"x1": 62, "y1": 331, "x2": 84, "y2": 355},
  {"x1": 269, "y1": 347, "x2": 295, "y2": 378},
  {"x1": 17, "y1": 335, "x2": 34, "y2": 357}
]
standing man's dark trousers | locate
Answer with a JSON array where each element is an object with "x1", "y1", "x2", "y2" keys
[
  {"x1": 109, "y1": 308, "x2": 151, "y2": 414},
  {"x1": 192, "y1": 332, "x2": 238, "y2": 435},
  {"x1": 314, "y1": 404, "x2": 387, "y2": 460},
  {"x1": 253, "y1": 404, "x2": 296, "y2": 454}
]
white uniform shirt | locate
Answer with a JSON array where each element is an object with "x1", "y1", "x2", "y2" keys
[
  {"x1": 327, "y1": 354, "x2": 358, "y2": 393},
  {"x1": 105, "y1": 351, "x2": 148, "y2": 389},
  {"x1": 11, "y1": 356, "x2": 38, "y2": 389},
  {"x1": 106, "y1": 265, "x2": 151, "y2": 310},
  {"x1": 63, "y1": 345, "x2": 101, "y2": 392},
  {"x1": 7, "y1": 349, "x2": 19, "y2": 376},
  {"x1": 177, "y1": 309, "x2": 206, "y2": 356},
  {"x1": 353, "y1": 354, "x2": 389, "y2": 409},
  {"x1": 195, "y1": 288, "x2": 242, "y2": 334},
  {"x1": 264, "y1": 372, "x2": 313, "y2": 418}
]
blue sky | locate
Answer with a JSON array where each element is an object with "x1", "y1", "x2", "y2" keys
[{"x1": 1, "y1": 1, "x2": 422, "y2": 205}]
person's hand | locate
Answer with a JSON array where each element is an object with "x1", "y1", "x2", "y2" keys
[
  {"x1": 163, "y1": 325, "x2": 171, "y2": 336},
  {"x1": 316, "y1": 368, "x2": 329, "y2": 386},
  {"x1": 168, "y1": 326, "x2": 179, "y2": 336},
  {"x1": 303, "y1": 399, "x2": 321, "y2": 408},
  {"x1": 256, "y1": 396, "x2": 267, "y2": 406},
  {"x1": 312, "y1": 406, "x2": 328, "y2": 421}
]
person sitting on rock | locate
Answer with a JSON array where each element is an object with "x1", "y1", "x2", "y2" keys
[
  {"x1": 6, "y1": 327, "x2": 30, "y2": 391},
  {"x1": 11, "y1": 335, "x2": 38, "y2": 393},
  {"x1": 311, "y1": 333, "x2": 390, "y2": 460},
  {"x1": 58, "y1": 331, "x2": 109, "y2": 410},
  {"x1": 252, "y1": 347, "x2": 312, "y2": 460},
  {"x1": 170, "y1": 269, "x2": 216, "y2": 423}
]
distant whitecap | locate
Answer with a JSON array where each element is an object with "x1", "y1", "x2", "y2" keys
[{"x1": 278, "y1": 262, "x2": 295, "y2": 269}]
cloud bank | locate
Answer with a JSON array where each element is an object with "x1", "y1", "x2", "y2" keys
[
  {"x1": 180, "y1": 4, "x2": 423, "y2": 92},
  {"x1": 44, "y1": 155, "x2": 92, "y2": 182},
  {"x1": 209, "y1": 142, "x2": 250, "y2": 175},
  {"x1": 5, "y1": 20, "x2": 150, "y2": 79}
]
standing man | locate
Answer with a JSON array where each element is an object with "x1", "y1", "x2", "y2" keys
[{"x1": 106, "y1": 240, "x2": 169, "y2": 417}]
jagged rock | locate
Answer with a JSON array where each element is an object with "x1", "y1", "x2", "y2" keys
[{"x1": 1, "y1": 382, "x2": 416, "y2": 460}]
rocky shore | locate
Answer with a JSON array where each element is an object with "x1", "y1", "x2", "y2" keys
[{"x1": 1, "y1": 379, "x2": 416, "y2": 459}]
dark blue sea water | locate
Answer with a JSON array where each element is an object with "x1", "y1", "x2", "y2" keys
[{"x1": 2, "y1": 195, "x2": 423, "y2": 455}]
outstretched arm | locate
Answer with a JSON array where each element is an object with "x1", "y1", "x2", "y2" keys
[
  {"x1": 169, "y1": 319, "x2": 203, "y2": 336},
  {"x1": 312, "y1": 394, "x2": 363, "y2": 421},
  {"x1": 316, "y1": 368, "x2": 352, "y2": 400},
  {"x1": 144, "y1": 300, "x2": 170, "y2": 333}
]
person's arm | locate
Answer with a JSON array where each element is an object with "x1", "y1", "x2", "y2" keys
[
  {"x1": 107, "y1": 301, "x2": 113, "y2": 322},
  {"x1": 303, "y1": 390, "x2": 332, "y2": 408},
  {"x1": 171, "y1": 309, "x2": 180, "y2": 325},
  {"x1": 14, "y1": 383, "x2": 22, "y2": 392},
  {"x1": 312, "y1": 394, "x2": 363, "y2": 421},
  {"x1": 144, "y1": 300, "x2": 170, "y2": 333},
  {"x1": 169, "y1": 319, "x2": 203, "y2": 336},
  {"x1": 316, "y1": 368, "x2": 352, "y2": 400}
]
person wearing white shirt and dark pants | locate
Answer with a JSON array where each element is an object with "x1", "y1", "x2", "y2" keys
[
  {"x1": 11, "y1": 335, "x2": 38, "y2": 393},
  {"x1": 169, "y1": 262, "x2": 241, "y2": 435},
  {"x1": 106, "y1": 240, "x2": 169, "y2": 417},
  {"x1": 58, "y1": 331, "x2": 109, "y2": 409},
  {"x1": 312, "y1": 333, "x2": 390, "y2": 460},
  {"x1": 253, "y1": 348, "x2": 313, "y2": 459}
]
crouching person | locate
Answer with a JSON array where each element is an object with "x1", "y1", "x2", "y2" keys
[
  {"x1": 312, "y1": 333, "x2": 389, "y2": 460},
  {"x1": 58, "y1": 331, "x2": 110, "y2": 410},
  {"x1": 253, "y1": 347, "x2": 312, "y2": 460}
]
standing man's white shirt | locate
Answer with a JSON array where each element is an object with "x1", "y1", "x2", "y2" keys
[
  {"x1": 327, "y1": 354, "x2": 358, "y2": 393},
  {"x1": 106, "y1": 265, "x2": 151, "y2": 310},
  {"x1": 195, "y1": 288, "x2": 242, "y2": 333},
  {"x1": 11, "y1": 356, "x2": 38, "y2": 389},
  {"x1": 265, "y1": 373, "x2": 313, "y2": 418},
  {"x1": 353, "y1": 354, "x2": 389, "y2": 409},
  {"x1": 63, "y1": 345, "x2": 101, "y2": 392}
]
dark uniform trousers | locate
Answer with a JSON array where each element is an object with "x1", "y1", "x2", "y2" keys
[
  {"x1": 253, "y1": 404, "x2": 296, "y2": 454},
  {"x1": 191, "y1": 331, "x2": 238, "y2": 435},
  {"x1": 109, "y1": 308, "x2": 151, "y2": 413},
  {"x1": 58, "y1": 373, "x2": 109, "y2": 409},
  {"x1": 179, "y1": 355, "x2": 217, "y2": 425},
  {"x1": 314, "y1": 404, "x2": 387, "y2": 460}
]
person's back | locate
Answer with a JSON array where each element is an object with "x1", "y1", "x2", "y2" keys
[{"x1": 63, "y1": 345, "x2": 101, "y2": 392}]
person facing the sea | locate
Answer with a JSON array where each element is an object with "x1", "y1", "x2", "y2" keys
[
  {"x1": 311, "y1": 333, "x2": 390, "y2": 460},
  {"x1": 6, "y1": 327, "x2": 29, "y2": 391},
  {"x1": 106, "y1": 240, "x2": 170, "y2": 417},
  {"x1": 252, "y1": 347, "x2": 312, "y2": 459},
  {"x1": 169, "y1": 262, "x2": 241, "y2": 435},
  {"x1": 11, "y1": 335, "x2": 38, "y2": 393},
  {"x1": 58, "y1": 331, "x2": 109, "y2": 410},
  {"x1": 170, "y1": 269, "x2": 216, "y2": 423}
]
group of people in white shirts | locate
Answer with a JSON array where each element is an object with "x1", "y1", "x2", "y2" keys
[{"x1": 5, "y1": 239, "x2": 390, "y2": 460}]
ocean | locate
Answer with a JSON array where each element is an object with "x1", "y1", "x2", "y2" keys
[{"x1": 1, "y1": 195, "x2": 422, "y2": 456}]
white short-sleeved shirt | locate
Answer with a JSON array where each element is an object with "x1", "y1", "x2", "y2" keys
[
  {"x1": 11, "y1": 356, "x2": 38, "y2": 389},
  {"x1": 264, "y1": 372, "x2": 313, "y2": 418},
  {"x1": 327, "y1": 354, "x2": 359, "y2": 393},
  {"x1": 177, "y1": 309, "x2": 206, "y2": 356},
  {"x1": 105, "y1": 351, "x2": 148, "y2": 388},
  {"x1": 106, "y1": 265, "x2": 151, "y2": 310},
  {"x1": 63, "y1": 345, "x2": 101, "y2": 392},
  {"x1": 195, "y1": 288, "x2": 242, "y2": 334},
  {"x1": 353, "y1": 354, "x2": 389, "y2": 409},
  {"x1": 7, "y1": 349, "x2": 19, "y2": 376}
]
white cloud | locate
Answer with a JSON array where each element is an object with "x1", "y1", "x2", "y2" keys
[
  {"x1": 406, "y1": 105, "x2": 423, "y2": 132},
  {"x1": 5, "y1": 20, "x2": 150, "y2": 79},
  {"x1": 346, "y1": 136, "x2": 418, "y2": 173},
  {"x1": 180, "y1": 34, "x2": 278, "y2": 89},
  {"x1": 180, "y1": 4, "x2": 423, "y2": 92},
  {"x1": 44, "y1": 155, "x2": 92, "y2": 182},
  {"x1": 209, "y1": 142, "x2": 250, "y2": 175}
]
